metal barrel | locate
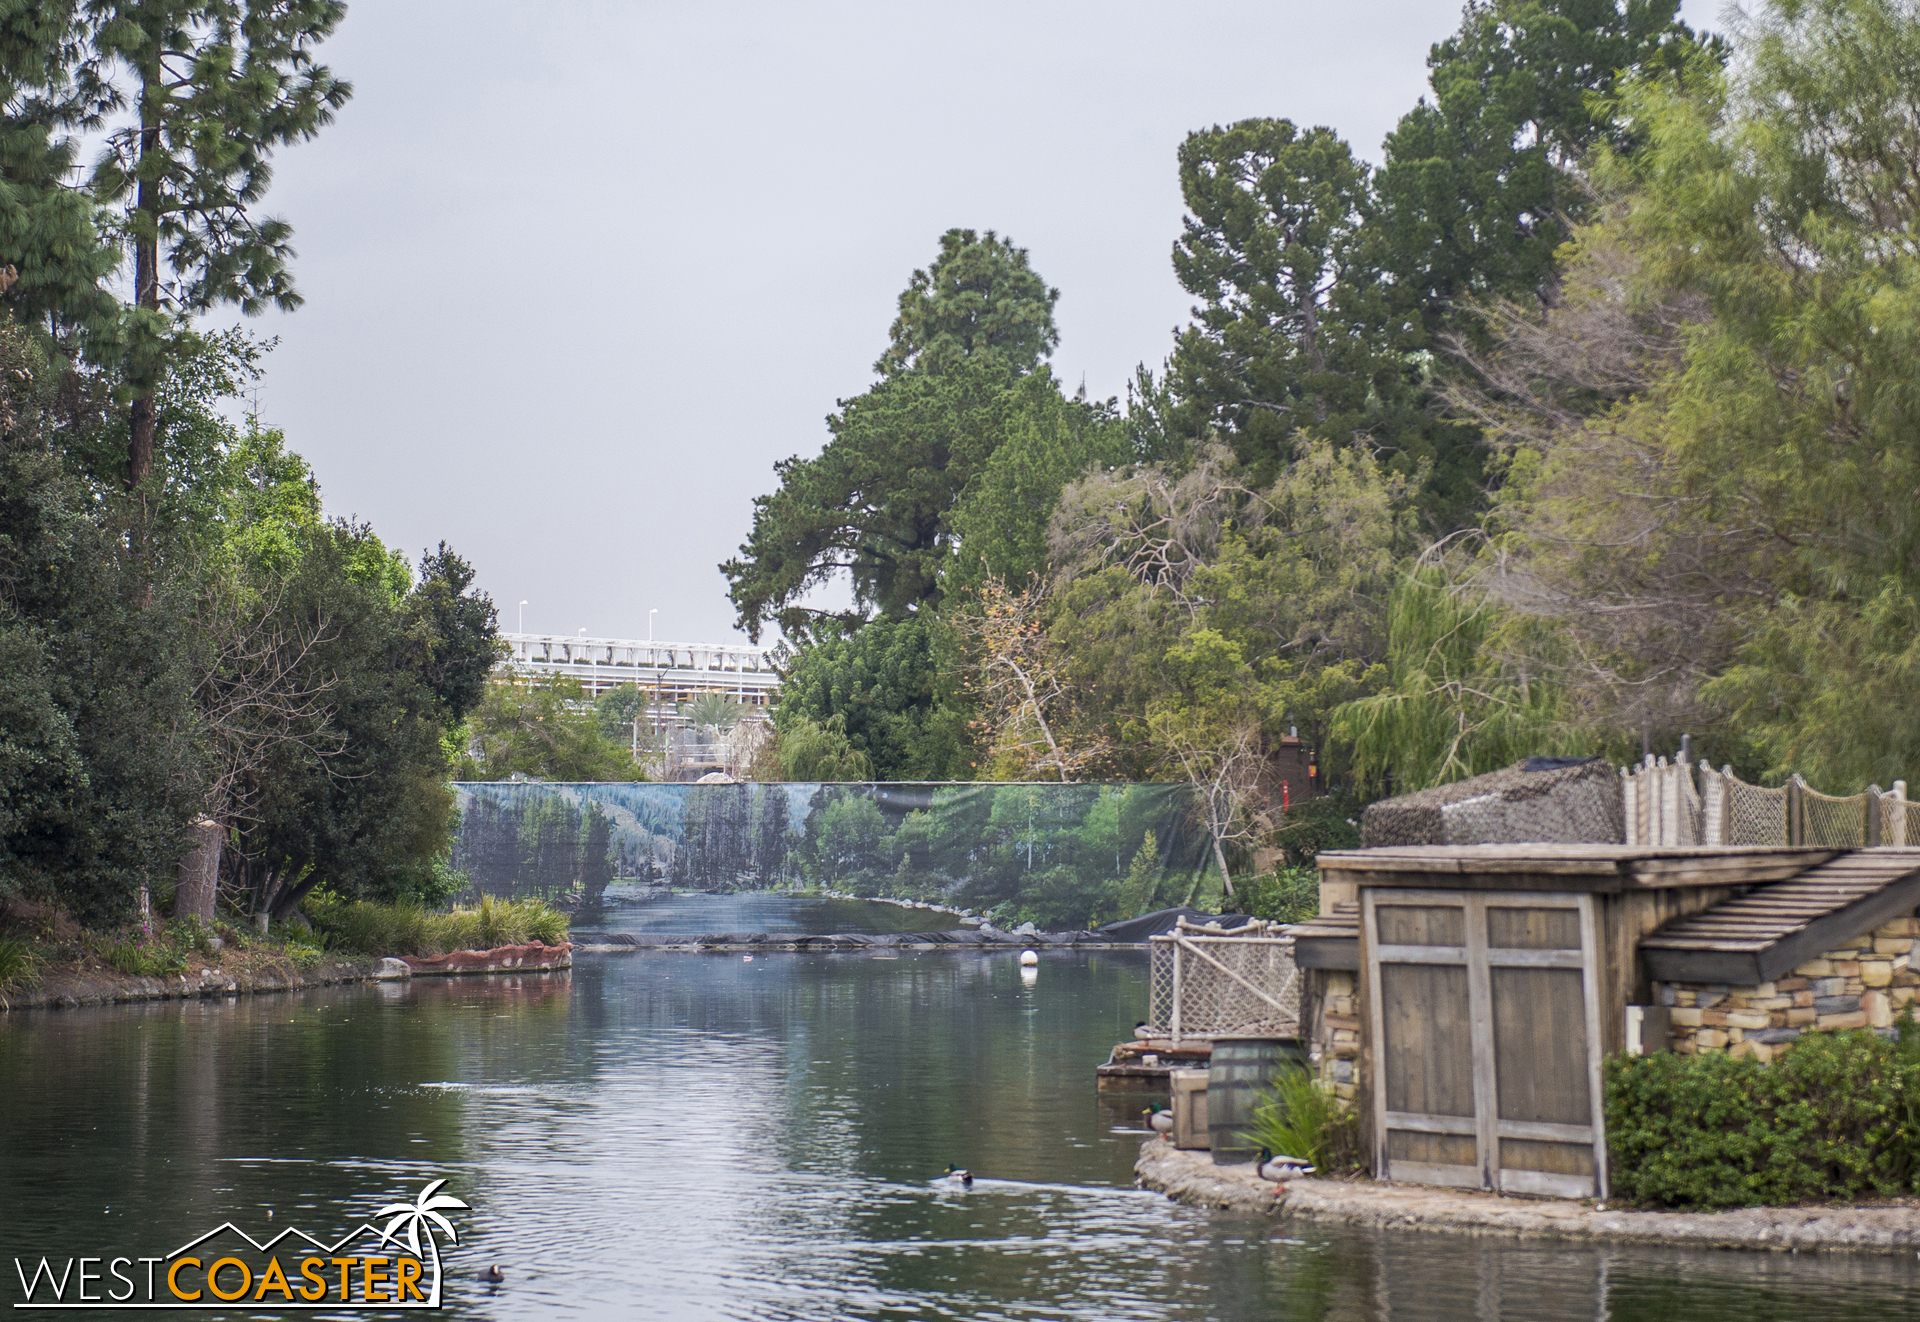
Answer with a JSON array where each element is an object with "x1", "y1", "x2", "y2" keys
[{"x1": 1208, "y1": 1036, "x2": 1308, "y2": 1164}]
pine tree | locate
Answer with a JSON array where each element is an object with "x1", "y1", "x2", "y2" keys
[{"x1": 85, "y1": 0, "x2": 350, "y2": 509}]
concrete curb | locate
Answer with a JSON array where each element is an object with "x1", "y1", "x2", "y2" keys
[{"x1": 1135, "y1": 1140, "x2": 1920, "y2": 1254}]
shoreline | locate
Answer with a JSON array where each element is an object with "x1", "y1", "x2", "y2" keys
[
  {"x1": 1135, "y1": 1140, "x2": 1920, "y2": 1255},
  {"x1": 0, "y1": 955, "x2": 397, "y2": 1013},
  {"x1": 2, "y1": 942, "x2": 576, "y2": 1012}
]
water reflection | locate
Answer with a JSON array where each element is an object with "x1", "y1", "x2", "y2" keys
[
  {"x1": 2, "y1": 933, "x2": 1918, "y2": 1321},
  {"x1": 569, "y1": 887, "x2": 957, "y2": 938}
]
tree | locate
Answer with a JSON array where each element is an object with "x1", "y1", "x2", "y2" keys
[
  {"x1": 0, "y1": 321, "x2": 202, "y2": 923},
  {"x1": 1167, "y1": 118, "x2": 1400, "y2": 482},
  {"x1": 724, "y1": 230, "x2": 1066, "y2": 639},
  {"x1": 874, "y1": 227, "x2": 1059, "y2": 378},
  {"x1": 1331, "y1": 559, "x2": 1570, "y2": 793},
  {"x1": 1475, "y1": 0, "x2": 1920, "y2": 788},
  {"x1": 771, "y1": 616, "x2": 967, "y2": 780},
  {"x1": 768, "y1": 712, "x2": 871, "y2": 781},
  {"x1": 458, "y1": 673, "x2": 644, "y2": 785},
  {"x1": 723, "y1": 350, "x2": 1028, "y2": 638},
  {"x1": 0, "y1": 2, "x2": 120, "y2": 342},
  {"x1": 1371, "y1": 0, "x2": 1710, "y2": 342},
  {"x1": 959, "y1": 577, "x2": 1108, "y2": 781},
  {"x1": 86, "y1": 0, "x2": 351, "y2": 508}
]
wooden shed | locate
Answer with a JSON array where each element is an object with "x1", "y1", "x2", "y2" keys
[{"x1": 1306, "y1": 845, "x2": 1840, "y2": 1200}]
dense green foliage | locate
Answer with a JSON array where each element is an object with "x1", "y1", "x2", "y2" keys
[
  {"x1": 0, "y1": 2, "x2": 505, "y2": 935},
  {"x1": 1231, "y1": 868, "x2": 1320, "y2": 925},
  {"x1": 1605, "y1": 1029, "x2": 1920, "y2": 1208},
  {"x1": 723, "y1": 0, "x2": 1724, "y2": 844},
  {"x1": 772, "y1": 617, "x2": 968, "y2": 781},
  {"x1": 304, "y1": 892, "x2": 568, "y2": 958},
  {"x1": 457, "y1": 673, "x2": 642, "y2": 784},
  {"x1": 1246, "y1": 1065, "x2": 1362, "y2": 1174}
]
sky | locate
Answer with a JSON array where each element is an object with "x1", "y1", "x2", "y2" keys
[{"x1": 244, "y1": 0, "x2": 1721, "y2": 648}]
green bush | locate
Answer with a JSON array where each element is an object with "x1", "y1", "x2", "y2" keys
[
  {"x1": 0, "y1": 936, "x2": 41, "y2": 991},
  {"x1": 1232, "y1": 867, "x2": 1320, "y2": 924},
  {"x1": 1244, "y1": 1064, "x2": 1361, "y2": 1173},
  {"x1": 303, "y1": 891, "x2": 568, "y2": 957},
  {"x1": 1268, "y1": 795, "x2": 1361, "y2": 866},
  {"x1": 1605, "y1": 1026, "x2": 1920, "y2": 1209}
]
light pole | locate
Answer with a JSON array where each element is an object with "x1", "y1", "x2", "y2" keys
[
  {"x1": 649, "y1": 609, "x2": 661, "y2": 766},
  {"x1": 518, "y1": 600, "x2": 527, "y2": 634}
]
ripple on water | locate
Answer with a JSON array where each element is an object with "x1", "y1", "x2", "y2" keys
[{"x1": 2, "y1": 946, "x2": 1919, "y2": 1321}]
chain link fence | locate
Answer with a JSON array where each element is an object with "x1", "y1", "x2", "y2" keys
[{"x1": 1146, "y1": 921, "x2": 1300, "y2": 1041}]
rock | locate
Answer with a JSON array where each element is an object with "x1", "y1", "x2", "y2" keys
[
  {"x1": 206, "y1": 937, "x2": 224, "y2": 953},
  {"x1": 373, "y1": 958, "x2": 412, "y2": 980}
]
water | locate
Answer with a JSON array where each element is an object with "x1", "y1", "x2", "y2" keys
[
  {"x1": 3, "y1": 894, "x2": 1918, "y2": 1320},
  {"x1": 570, "y1": 887, "x2": 956, "y2": 938}
]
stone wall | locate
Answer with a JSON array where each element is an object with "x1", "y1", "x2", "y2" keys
[
  {"x1": 1307, "y1": 967, "x2": 1361, "y2": 1101},
  {"x1": 1655, "y1": 915, "x2": 1920, "y2": 1061}
]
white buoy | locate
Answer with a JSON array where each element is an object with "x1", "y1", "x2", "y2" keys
[{"x1": 1019, "y1": 949, "x2": 1039, "y2": 967}]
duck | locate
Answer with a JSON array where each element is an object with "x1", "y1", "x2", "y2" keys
[
  {"x1": 944, "y1": 1163, "x2": 973, "y2": 1189},
  {"x1": 481, "y1": 1265, "x2": 505, "y2": 1284},
  {"x1": 1143, "y1": 1104, "x2": 1175, "y2": 1136},
  {"x1": 1256, "y1": 1146, "x2": 1315, "y2": 1182},
  {"x1": 1132, "y1": 1021, "x2": 1154, "y2": 1041}
]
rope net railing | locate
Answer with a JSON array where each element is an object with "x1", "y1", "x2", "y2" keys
[
  {"x1": 1625, "y1": 758, "x2": 1915, "y2": 848},
  {"x1": 1146, "y1": 919, "x2": 1299, "y2": 1042}
]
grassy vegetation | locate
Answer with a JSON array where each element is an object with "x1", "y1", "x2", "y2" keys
[
  {"x1": 303, "y1": 892, "x2": 568, "y2": 957},
  {"x1": 1244, "y1": 1064, "x2": 1362, "y2": 1174},
  {"x1": 0, "y1": 936, "x2": 42, "y2": 992}
]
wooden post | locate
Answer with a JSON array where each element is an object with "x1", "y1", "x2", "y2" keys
[
  {"x1": 1622, "y1": 768, "x2": 1639, "y2": 847},
  {"x1": 1701, "y1": 762, "x2": 1724, "y2": 845},
  {"x1": 1895, "y1": 781, "x2": 1910, "y2": 848},
  {"x1": 1787, "y1": 776, "x2": 1804, "y2": 846},
  {"x1": 1170, "y1": 938, "x2": 1183, "y2": 1048},
  {"x1": 1867, "y1": 786, "x2": 1883, "y2": 847}
]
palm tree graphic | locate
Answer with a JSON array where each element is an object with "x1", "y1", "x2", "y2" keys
[{"x1": 372, "y1": 1180, "x2": 469, "y2": 1306}]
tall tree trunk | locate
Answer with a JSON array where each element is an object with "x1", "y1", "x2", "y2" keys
[{"x1": 175, "y1": 818, "x2": 224, "y2": 925}]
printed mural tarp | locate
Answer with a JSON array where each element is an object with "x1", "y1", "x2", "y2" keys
[{"x1": 450, "y1": 781, "x2": 1215, "y2": 928}]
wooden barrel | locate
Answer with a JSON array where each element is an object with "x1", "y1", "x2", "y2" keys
[{"x1": 1208, "y1": 1036, "x2": 1308, "y2": 1164}]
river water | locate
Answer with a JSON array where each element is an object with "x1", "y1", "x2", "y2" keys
[{"x1": 3, "y1": 892, "x2": 1918, "y2": 1320}]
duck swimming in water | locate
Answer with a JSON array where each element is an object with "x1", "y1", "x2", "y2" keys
[
  {"x1": 944, "y1": 1164, "x2": 973, "y2": 1189},
  {"x1": 1143, "y1": 1104, "x2": 1174, "y2": 1136},
  {"x1": 1256, "y1": 1146, "x2": 1315, "y2": 1181}
]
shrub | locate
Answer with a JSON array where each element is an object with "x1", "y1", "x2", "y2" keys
[
  {"x1": 1268, "y1": 795, "x2": 1360, "y2": 866},
  {"x1": 1605, "y1": 1025, "x2": 1920, "y2": 1208},
  {"x1": 1244, "y1": 1064, "x2": 1361, "y2": 1173},
  {"x1": 1231, "y1": 867, "x2": 1320, "y2": 924},
  {"x1": 105, "y1": 939, "x2": 187, "y2": 978},
  {"x1": 0, "y1": 936, "x2": 41, "y2": 991}
]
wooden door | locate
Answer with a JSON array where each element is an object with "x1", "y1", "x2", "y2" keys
[{"x1": 1364, "y1": 889, "x2": 1607, "y2": 1199}]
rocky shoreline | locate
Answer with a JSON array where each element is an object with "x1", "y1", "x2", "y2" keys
[
  {"x1": 1135, "y1": 1140, "x2": 1920, "y2": 1255},
  {"x1": 0, "y1": 954, "x2": 402, "y2": 1012},
  {"x1": 2, "y1": 940, "x2": 577, "y2": 1012}
]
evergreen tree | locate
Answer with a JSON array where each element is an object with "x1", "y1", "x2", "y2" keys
[{"x1": 85, "y1": 0, "x2": 351, "y2": 509}]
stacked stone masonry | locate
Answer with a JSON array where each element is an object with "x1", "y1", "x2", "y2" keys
[
  {"x1": 1311, "y1": 969, "x2": 1361, "y2": 1101},
  {"x1": 1656, "y1": 914, "x2": 1920, "y2": 1062}
]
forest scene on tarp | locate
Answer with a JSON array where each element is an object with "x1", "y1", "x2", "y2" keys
[{"x1": 449, "y1": 782, "x2": 1214, "y2": 928}]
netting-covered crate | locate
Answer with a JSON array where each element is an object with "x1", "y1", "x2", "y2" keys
[{"x1": 1146, "y1": 920, "x2": 1300, "y2": 1042}]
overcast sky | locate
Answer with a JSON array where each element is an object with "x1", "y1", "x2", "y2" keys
[{"x1": 245, "y1": 0, "x2": 1719, "y2": 647}]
